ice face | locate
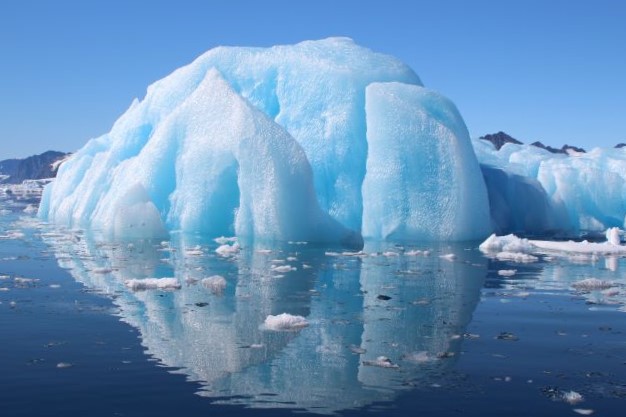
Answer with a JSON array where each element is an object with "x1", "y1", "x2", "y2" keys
[
  {"x1": 39, "y1": 38, "x2": 491, "y2": 244},
  {"x1": 475, "y1": 140, "x2": 626, "y2": 234},
  {"x1": 362, "y1": 82, "x2": 491, "y2": 240}
]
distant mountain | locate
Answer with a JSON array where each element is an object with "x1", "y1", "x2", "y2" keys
[
  {"x1": 480, "y1": 131, "x2": 588, "y2": 155},
  {"x1": 0, "y1": 151, "x2": 70, "y2": 184},
  {"x1": 479, "y1": 131, "x2": 522, "y2": 150}
]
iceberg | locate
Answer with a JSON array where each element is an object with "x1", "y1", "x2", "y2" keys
[
  {"x1": 475, "y1": 139, "x2": 626, "y2": 235},
  {"x1": 39, "y1": 38, "x2": 491, "y2": 244}
]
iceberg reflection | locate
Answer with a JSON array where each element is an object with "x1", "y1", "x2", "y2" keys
[{"x1": 43, "y1": 232, "x2": 486, "y2": 413}]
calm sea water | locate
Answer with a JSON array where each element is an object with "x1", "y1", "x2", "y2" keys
[{"x1": 1, "y1": 198, "x2": 626, "y2": 416}]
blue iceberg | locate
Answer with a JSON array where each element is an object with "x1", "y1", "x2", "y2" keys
[{"x1": 39, "y1": 38, "x2": 491, "y2": 245}]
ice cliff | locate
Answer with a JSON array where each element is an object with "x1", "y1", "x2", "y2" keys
[
  {"x1": 475, "y1": 137, "x2": 626, "y2": 235},
  {"x1": 39, "y1": 37, "x2": 491, "y2": 245}
]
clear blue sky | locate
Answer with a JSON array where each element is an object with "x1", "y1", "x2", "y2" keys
[{"x1": 1, "y1": 0, "x2": 624, "y2": 159}]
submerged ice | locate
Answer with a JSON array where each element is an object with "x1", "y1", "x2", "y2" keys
[{"x1": 38, "y1": 38, "x2": 491, "y2": 244}]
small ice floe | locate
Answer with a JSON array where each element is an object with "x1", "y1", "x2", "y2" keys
[
  {"x1": 302, "y1": 264, "x2": 312, "y2": 269},
  {"x1": 49, "y1": 284, "x2": 61, "y2": 289},
  {"x1": 214, "y1": 236, "x2": 237, "y2": 245},
  {"x1": 124, "y1": 278, "x2": 181, "y2": 291},
  {"x1": 0, "y1": 287, "x2": 9, "y2": 292},
  {"x1": 14, "y1": 277, "x2": 38, "y2": 284},
  {"x1": 56, "y1": 362, "x2": 73, "y2": 369},
  {"x1": 215, "y1": 243, "x2": 240, "y2": 257},
  {"x1": 271, "y1": 265, "x2": 297, "y2": 273},
  {"x1": 325, "y1": 251, "x2": 341, "y2": 257},
  {"x1": 201, "y1": 275, "x2": 227, "y2": 294},
  {"x1": 382, "y1": 251, "x2": 399, "y2": 257},
  {"x1": 256, "y1": 249, "x2": 272, "y2": 254},
  {"x1": 263, "y1": 313, "x2": 309, "y2": 331},
  {"x1": 573, "y1": 409, "x2": 594, "y2": 415},
  {"x1": 0, "y1": 274, "x2": 9, "y2": 280},
  {"x1": 402, "y1": 351, "x2": 436, "y2": 364},
  {"x1": 250, "y1": 343, "x2": 264, "y2": 349},
  {"x1": 9, "y1": 301, "x2": 16, "y2": 308},
  {"x1": 286, "y1": 256, "x2": 298, "y2": 261},
  {"x1": 439, "y1": 253, "x2": 456, "y2": 261},
  {"x1": 362, "y1": 356, "x2": 399, "y2": 369},
  {"x1": 497, "y1": 269, "x2": 517, "y2": 277},
  {"x1": 561, "y1": 390, "x2": 584, "y2": 405},
  {"x1": 572, "y1": 278, "x2": 617, "y2": 291}
]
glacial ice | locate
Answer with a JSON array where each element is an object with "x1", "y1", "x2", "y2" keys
[
  {"x1": 475, "y1": 139, "x2": 626, "y2": 234},
  {"x1": 38, "y1": 38, "x2": 491, "y2": 244}
]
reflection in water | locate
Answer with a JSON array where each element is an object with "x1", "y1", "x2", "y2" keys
[{"x1": 43, "y1": 231, "x2": 486, "y2": 413}]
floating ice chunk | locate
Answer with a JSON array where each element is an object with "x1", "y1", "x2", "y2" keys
[
  {"x1": 497, "y1": 269, "x2": 517, "y2": 276},
  {"x1": 562, "y1": 390, "x2": 584, "y2": 405},
  {"x1": 91, "y1": 267, "x2": 113, "y2": 274},
  {"x1": 201, "y1": 275, "x2": 227, "y2": 294},
  {"x1": 573, "y1": 409, "x2": 594, "y2": 415},
  {"x1": 605, "y1": 227, "x2": 621, "y2": 246},
  {"x1": 270, "y1": 265, "x2": 297, "y2": 273},
  {"x1": 14, "y1": 277, "x2": 38, "y2": 284},
  {"x1": 572, "y1": 278, "x2": 616, "y2": 291},
  {"x1": 124, "y1": 278, "x2": 181, "y2": 291},
  {"x1": 479, "y1": 233, "x2": 534, "y2": 253},
  {"x1": 439, "y1": 253, "x2": 457, "y2": 261},
  {"x1": 214, "y1": 236, "x2": 237, "y2": 245},
  {"x1": 56, "y1": 362, "x2": 73, "y2": 368},
  {"x1": 215, "y1": 243, "x2": 240, "y2": 257},
  {"x1": 263, "y1": 313, "x2": 309, "y2": 331},
  {"x1": 529, "y1": 239, "x2": 626, "y2": 255},
  {"x1": 362, "y1": 356, "x2": 399, "y2": 368}
]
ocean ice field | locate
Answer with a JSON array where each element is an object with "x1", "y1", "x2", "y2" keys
[{"x1": 3, "y1": 187, "x2": 626, "y2": 417}]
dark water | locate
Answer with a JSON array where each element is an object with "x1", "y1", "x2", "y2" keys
[{"x1": 1, "y1": 202, "x2": 626, "y2": 416}]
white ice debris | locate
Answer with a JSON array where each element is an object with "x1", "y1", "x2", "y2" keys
[
  {"x1": 201, "y1": 275, "x2": 227, "y2": 294},
  {"x1": 263, "y1": 313, "x2": 309, "y2": 331},
  {"x1": 439, "y1": 253, "x2": 457, "y2": 261},
  {"x1": 480, "y1": 234, "x2": 534, "y2": 253},
  {"x1": 562, "y1": 390, "x2": 584, "y2": 405},
  {"x1": 124, "y1": 278, "x2": 181, "y2": 291},
  {"x1": 497, "y1": 269, "x2": 517, "y2": 276},
  {"x1": 573, "y1": 409, "x2": 594, "y2": 415},
  {"x1": 215, "y1": 243, "x2": 240, "y2": 257}
]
